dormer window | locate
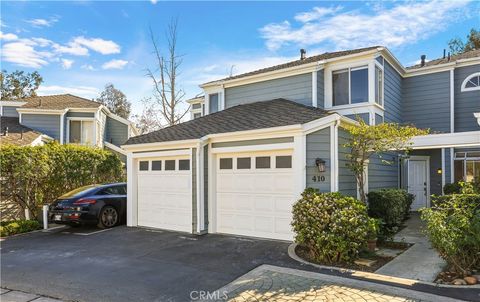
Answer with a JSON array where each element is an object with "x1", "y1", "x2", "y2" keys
[
  {"x1": 209, "y1": 93, "x2": 219, "y2": 113},
  {"x1": 332, "y1": 66, "x2": 368, "y2": 106}
]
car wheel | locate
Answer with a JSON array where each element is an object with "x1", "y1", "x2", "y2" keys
[{"x1": 98, "y1": 206, "x2": 119, "y2": 229}]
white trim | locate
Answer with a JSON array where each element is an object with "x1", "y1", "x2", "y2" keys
[
  {"x1": 211, "y1": 143, "x2": 294, "y2": 154},
  {"x1": 312, "y1": 71, "x2": 318, "y2": 107},
  {"x1": 450, "y1": 69, "x2": 455, "y2": 133},
  {"x1": 122, "y1": 139, "x2": 199, "y2": 152},
  {"x1": 450, "y1": 147, "x2": 455, "y2": 183},
  {"x1": 132, "y1": 149, "x2": 190, "y2": 159},
  {"x1": 0, "y1": 101, "x2": 26, "y2": 107},
  {"x1": 461, "y1": 72, "x2": 480, "y2": 92},
  {"x1": 333, "y1": 121, "x2": 339, "y2": 191},
  {"x1": 126, "y1": 153, "x2": 136, "y2": 226},
  {"x1": 104, "y1": 141, "x2": 127, "y2": 155},
  {"x1": 441, "y1": 148, "x2": 446, "y2": 194},
  {"x1": 410, "y1": 131, "x2": 480, "y2": 149},
  {"x1": 474, "y1": 113, "x2": 480, "y2": 126},
  {"x1": 16, "y1": 108, "x2": 67, "y2": 115},
  {"x1": 59, "y1": 112, "x2": 65, "y2": 144},
  {"x1": 66, "y1": 117, "x2": 96, "y2": 145},
  {"x1": 18, "y1": 112, "x2": 22, "y2": 124},
  {"x1": 330, "y1": 125, "x2": 336, "y2": 192}
]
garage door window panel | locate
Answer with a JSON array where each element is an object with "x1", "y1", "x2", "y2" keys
[
  {"x1": 179, "y1": 159, "x2": 190, "y2": 171},
  {"x1": 139, "y1": 161, "x2": 149, "y2": 171},
  {"x1": 151, "y1": 160, "x2": 162, "y2": 171},
  {"x1": 256, "y1": 156, "x2": 271, "y2": 169},
  {"x1": 220, "y1": 158, "x2": 233, "y2": 170},
  {"x1": 276, "y1": 156, "x2": 292, "y2": 168},
  {"x1": 237, "y1": 157, "x2": 251, "y2": 170},
  {"x1": 165, "y1": 160, "x2": 176, "y2": 171}
]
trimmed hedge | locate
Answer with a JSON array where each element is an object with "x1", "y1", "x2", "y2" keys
[
  {"x1": 292, "y1": 189, "x2": 371, "y2": 264},
  {"x1": 0, "y1": 142, "x2": 124, "y2": 219},
  {"x1": 0, "y1": 220, "x2": 40, "y2": 237},
  {"x1": 421, "y1": 194, "x2": 480, "y2": 275},
  {"x1": 367, "y1": 189, "x2": 413, "y2": 240}
]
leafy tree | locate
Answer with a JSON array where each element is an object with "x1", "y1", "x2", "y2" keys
[
  {"x1": 0, "y1": 70, "x2": 43, "y2": 100},
  {"x1": 96, "y1": 84, "x2": 131, "y2": 119},
  {"x1": 448, "y1": 28, "x2": 480, "y2": 55},
  {"x1": 343, "y1": 119, "x2": 429, "y2": 203}
]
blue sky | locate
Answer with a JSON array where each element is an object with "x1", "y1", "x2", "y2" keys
[{"x1": 1, "y1": 1, "x2": 479, "y2": 116}]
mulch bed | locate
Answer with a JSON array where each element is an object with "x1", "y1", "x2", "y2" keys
[{"x1": 295, "y1": 245, "x2": 394, "y2": 272}]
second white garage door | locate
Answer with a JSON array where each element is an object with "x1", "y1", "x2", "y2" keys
[
  {"x1": 216, "y1": 151, "x2": 296, "y2": 240},
  {"x1": 137, "y1": 156, "x2": 192, "y2": 232}
]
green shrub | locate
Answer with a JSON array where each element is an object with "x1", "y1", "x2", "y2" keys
[
  {"x1": 292, "y1": 189, "x2": 370, "y2": 264},
  {"x1": 0, "y1": 220, "x2": 40, "y2": 237},
  {"x1": 0, "y1": 142, "x2": 124, "y2": 219},
  {"x1": 443, "y1": 182, "x2": 462, "y2": 194},
  {"x1": 421, "y1": 193, "x2": 480, "y2": 275},
  {"x1": 444, "y1": 181, "x2": 480, "y2": 195},
  {"x1": 367, "y1": 189, "x2": 412, "y2": 239}
]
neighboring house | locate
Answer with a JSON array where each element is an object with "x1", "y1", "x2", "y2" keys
[
  {"x1": 122, "y1": 46, "x2": 479, "y2": 241},
  {"x1": 0, "y1": 94, "x2": 137, "y2": 160}
]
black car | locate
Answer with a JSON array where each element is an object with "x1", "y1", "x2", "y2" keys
[{"x1": 49, "y1": 183, "x2": 127, "y2": 228}]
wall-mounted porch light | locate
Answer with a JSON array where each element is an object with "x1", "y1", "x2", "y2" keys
[
  {"x1": 437, "y1": 168, "x2": 442, "y2": 174},
  {"x1": 315, "y1": 158, "x2": 326, "y2": 173}
]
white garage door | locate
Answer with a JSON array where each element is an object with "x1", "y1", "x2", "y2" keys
[
  {"x1": 216, "y1": 151, "x2": 296, "y2": 240},
  {"x1": 137, "y1": 156, "x2": 192, "y2": 232}
]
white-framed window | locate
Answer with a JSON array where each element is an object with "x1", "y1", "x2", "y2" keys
[
  {"x1": 209, "y1": 93, "x2": 219, "y2": 113},
  {"x1": 461, "y1": 72, "x2": 480, "y2": 92},
  {"x1": 332, "y1": 66, "x2": 369, "y2": 106},
  {"x1": 68, "y1": 119, "x2": 94, "y2": 145},
  {"x1": 375, "y1": 66, "x2": 383, "y2": 106},
  {"x1": 454, "y1": 151, "x2": 480, "y2": 182}
]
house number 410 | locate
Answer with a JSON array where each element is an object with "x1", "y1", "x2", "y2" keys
[{"x1": 312, "y1": 175, "x2": 325, "y2": 182}]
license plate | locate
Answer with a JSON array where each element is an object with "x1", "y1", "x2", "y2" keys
[{"x1": 54, "y1": 214, "x2": 62, "y2": 221}]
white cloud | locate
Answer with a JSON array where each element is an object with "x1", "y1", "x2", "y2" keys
[
  {"x1": 37, "y1": 85, "x2": 99, "y2": 98},
  {"x1": 61, "y1": 59, "x2": 74, "y2": 69},
  {"x1": 294, "y1": 6, "x2": 343, "y2": 23},
  {"x1": 260, "y1": 0, "x2": 473, "y2": 51},
  {"x1": 0, "y1": 31, "x2": 18, "y2": 41},
  {"x1": 1, "y1": 40, "x2": 50, "y2": 68},
  {"x1": 150, "y1": 0, "x2": 158, "y2": 4},
  {"x1": 26, "y1": 17, "x2": 59, "y2": 28},
  {"x1": 81, "y1": 64, "x2": 96, "y2": 71},
  {"x1": 102, "y1": 59, "x2": 128, "y2": 70},
  {"x1": 73, "y1": 36, "x2": 120, "y2": 54},
  {"x1": 53, "y1": 42, "x2": 89, "y2": 56}
]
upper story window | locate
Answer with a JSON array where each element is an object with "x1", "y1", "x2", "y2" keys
[
  {"x1": 193, "y1": 113, "x2": 201, "y2": 119},
  {"x1": 209, "y1": 93, "x2": 219, "y2": 113},
  {"x1": 461, "y1": 72, "x2": 480, "y2": 92},
  {"x1": 333, "y1": 66, "x2": 368, "y2": 106},
  {"x1": 69, "y1": 120, "x2": 94, "y2": 145},
  {"x1": 375, "y1": 66, "x2": 383, "y2": 106}
]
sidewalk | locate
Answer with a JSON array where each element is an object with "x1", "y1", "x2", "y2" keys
[
  {"x1": 375, "y1": 213, "x2": 446, "y2": 282},
  {"x1": 1, "y1": 288, "x2": 64, "y2": 302}
]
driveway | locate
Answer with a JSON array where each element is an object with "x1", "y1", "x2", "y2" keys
[{"x1": 1, "y1": 226, "x2": 477, "y2": 302}]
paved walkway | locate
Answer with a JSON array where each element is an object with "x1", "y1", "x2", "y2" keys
[
  {"x1": 216, "y1": 265, "x2": 461, "y2": 302},
  {"x1": 1, "y1": 288, "x2": 63, "y2": 302},
  {"x1": 375, "y1": 213, "x2": 446, "y2": 282}
]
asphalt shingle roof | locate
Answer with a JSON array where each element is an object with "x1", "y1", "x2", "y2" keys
[
  {"x1": 19, "y1": 94, "x2": 101, "y2": 110},
  {"x1": 0, "y1": 117, "x2": 45, "y2": 146},
  {"x1": 125, "y1": 99, "x2": 331, "y2": 145},
  {"x1": 406, "y1": 49, "x2": 480, "y2": 69},
  {"x1": 203, "y1": 46, "x2": 380, "y2": 84}
]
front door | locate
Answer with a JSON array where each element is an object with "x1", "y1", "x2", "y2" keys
[{"x1": 408, "y1": 158, "x2": 429, "y2": 211}]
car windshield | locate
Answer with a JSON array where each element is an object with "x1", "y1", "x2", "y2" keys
[{"x1": 58, "y1": 185, "x2": 98, "y2": 199}]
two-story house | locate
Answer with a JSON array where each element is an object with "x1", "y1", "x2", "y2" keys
[
  {"x1": 122, "y1": 46, "x2": 479, "y2": 241},
  {"x1": 0, "y1": 94, "x2": 136, "y2": 160}
]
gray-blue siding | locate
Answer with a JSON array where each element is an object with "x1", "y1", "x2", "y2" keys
[
  {"x1": 368, "y1": 153, "x2": 399, "y2": 192},
  {"x1": 225, "y1": 73, "x2": 313, "y2": 108},
  {"x1": 21, "y1": 113, "x2": 61, "y2": 140},
  {"x1": 444, "y1": 148, "x2": 451, "y2": 185},
  {"x1": 337, "y1": 128, "x2": 356, "y2": 197},
  {"x1": 105, "y1": 116, "x2": 128, "y2": 146},
  {"x1": 384, "y1": 61, "x2": 402, "y2": 123},
  {"x1": 454, "y1": 65, "x2": 480, "y2": 132},
  {"x1": 306, "y1": 127, "x2": 331, "y2": 192},
  {"x1": 2, "y1": 106, "x2": 19, "y2": 117},
  {"x1": 402, "y1": 71, "x2": 451, "y2": 132}
]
